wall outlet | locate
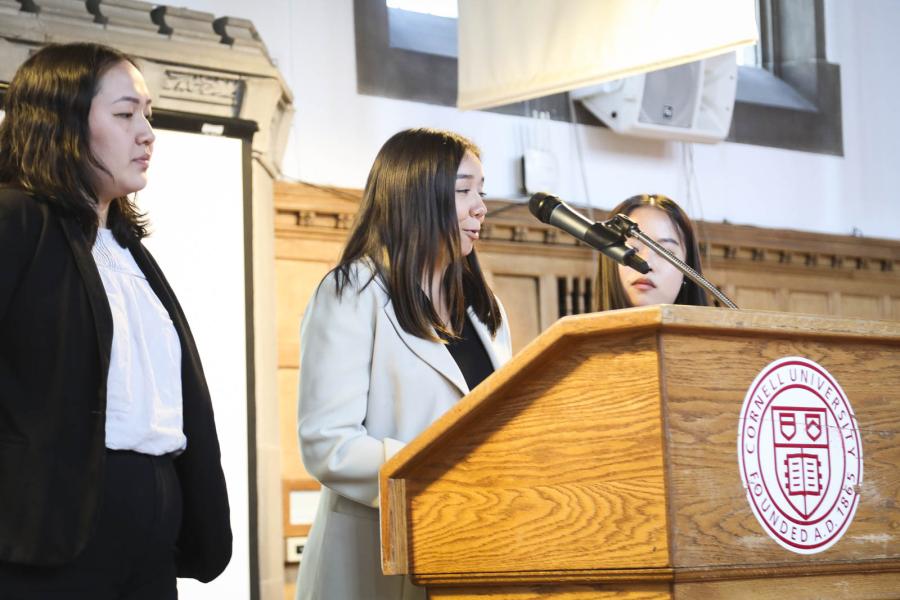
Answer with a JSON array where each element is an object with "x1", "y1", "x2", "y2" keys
[
  {"x1": 522, "y1": 148, "x2": 559, "y2": 195},
  {"x1": 285, "y1": 536, "x2": 307, "y2": 564}
]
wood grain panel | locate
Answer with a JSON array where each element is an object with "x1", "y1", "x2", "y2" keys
[
  {"x1": 491, "y1": 274, "x2": 541, "y2": 354},
  {"x1": 842, "y1": 294, "x2": 884, "y2": 320},
  {"x1": 734, "y1": 287, "x2": 780, "y2": 311},
  {"x1": 476, "y1": 250, "x2": 594, "y2": 333},
  {"x1": 276, "y1": 259, "x2": 333, "y2": 488},
  {"x1": 278, "y1": 367, "x2": 307, "y2": 481},
  {"x1": 275, "y1": 259, "x2": 332, "y2": 368},
  {"x1": 673, "y1": 572, "x2": 900, "y2": 599},
  {"x1": 661, "y1": 332, "x2": 900, "y2": 568},
  {"x1": 396, "y1": 333, "x2": 670, "y2": 575},
  {"x1": 430, "y1": 583, "x2": 672, "y2": 599},
  {"x1": 788, "y1": 291, "x2": 830, "y2": 315}
]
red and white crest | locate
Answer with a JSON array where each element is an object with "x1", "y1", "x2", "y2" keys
[
  {"x1": 772, "y1": 406, "x2": 829, "y2": 519},
  {"x1": 738, "y1": 357, "x2": 863, "y2": 554}
]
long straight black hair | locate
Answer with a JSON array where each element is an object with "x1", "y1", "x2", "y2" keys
[
  {"x1": 595, "y1": 194, "x2": 709, "y2": 311},
  {"x1": 333, "y1": 128, "x2": 502, "y2": 341},
  {"x1": 0, "y1": 42, "x2": 148, "y2": 245}
]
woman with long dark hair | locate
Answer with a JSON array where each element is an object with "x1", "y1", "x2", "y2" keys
[
  {"x1": 595, "y1": 194, "x2": 710, "y2": 310},
  {"x1": 0, "y1": 43, "x2": 231, "y2": 598},
  {"x1": 296, "y1": 128, "x2": 512, "y2": 599}
]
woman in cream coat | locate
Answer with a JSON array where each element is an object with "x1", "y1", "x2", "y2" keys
[{"x1": 296, "y1": 129, "x2": 512, "y2": 600}]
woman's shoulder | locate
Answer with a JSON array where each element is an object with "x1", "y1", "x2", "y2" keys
[
  {"x1": 303, "y1": 260, "x2": 387, "y2": 329},
  {"x1": 0, "y1": 185, "x2": 54, "y2": 236},
  {"x1": 0, "y1": 185, "x2": 43, "y2": 214},
  {"x1": 320, "y1": 259, "x2": 387, "y2": 299}
]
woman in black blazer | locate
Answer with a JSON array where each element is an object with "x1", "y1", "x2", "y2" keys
[{"x1": 0, "y1": 43, "x2": 231, "y2": 598}]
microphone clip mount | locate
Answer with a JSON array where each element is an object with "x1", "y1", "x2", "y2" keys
[{"x1": 604, "y1": 213, "x2": 739, "y2": 310}]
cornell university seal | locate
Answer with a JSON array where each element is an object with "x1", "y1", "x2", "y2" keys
[{"x1": 737, "y1": 357, "x2": 863, "y2": 554}]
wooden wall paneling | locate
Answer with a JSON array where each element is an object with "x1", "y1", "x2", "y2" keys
[
  {"x1": 278, "y1": 368, "x2": 305, "y2": 481},
  {"x1": 274, "y1": 182, "x2": 358, "y2": 520},
  {"x1": 275, "y1": 257, "x2": 340, "y2": 483},
  {"x1": 841, "y1": 294, "x2": 885, "y2": 320},
  {"x1": 276, "y1": 259, "x2": 333, "y2": 369},
  {"x1": 540, "y1": 273, "x2": 561, "y2": 330},
  {"x1": 490, "y1": 274, "x2": 541, "y2": 354},
  {"x1": 477, "y1": 242, "x2": 594, "y2": 351},
  {"x1": 705, "y1": 263, "x2": 899, "y2": 319},
  {"x1": 787, "y1": 291, "x2": 831, "y2": 315},
  {"x1": 733, "y1": 286, "x2": 781, "y2": 311}
]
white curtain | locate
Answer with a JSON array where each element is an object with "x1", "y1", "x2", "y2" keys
[{"x1": 458, "y1": 0, "x2": 758, "y2": 110}]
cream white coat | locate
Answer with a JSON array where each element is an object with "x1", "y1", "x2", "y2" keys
[{"x1": 296, "y1": 262, "x2": 512, "y2": 600}]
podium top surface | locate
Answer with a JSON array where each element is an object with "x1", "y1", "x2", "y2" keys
[{"x1": 541, "y1": 304, "x2": 900, "y2": 341}]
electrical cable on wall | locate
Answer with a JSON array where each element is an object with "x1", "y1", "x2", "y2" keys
[
  {"x1": 567, "y1": 93, "x2": 600, "y2": 268},
  {"x1": 680, "y1": 141, "x2": 712, "y2": 266}
]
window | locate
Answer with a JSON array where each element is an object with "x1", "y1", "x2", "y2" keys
[
  {"x1": 729, "y1": 0, "x2": 843, "y2": 154},
  {"x1": 354, "y1": 0, "x2": 570, "y2": 119},
  {"x1": 355, "y1": 0, "x2": 842, "y2": 155},
  {"x1": 386, "y1": 0, "x2": 457, "y2": 57}
]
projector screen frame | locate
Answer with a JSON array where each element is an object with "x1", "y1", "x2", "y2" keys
[{"x1": 150, "y1": 109, "x2": 261, "y2": 600}]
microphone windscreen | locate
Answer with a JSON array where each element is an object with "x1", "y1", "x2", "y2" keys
[{"x1": 528, "y1": 193, "x2": 560, "y2": 224}]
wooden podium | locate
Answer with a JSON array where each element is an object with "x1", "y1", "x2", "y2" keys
[{"x1": 379, "y1": 305, "x2": 900, "y2": 599}]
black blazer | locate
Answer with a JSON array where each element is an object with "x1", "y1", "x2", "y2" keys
[{"x1": 0, "y1": 186, "x2": 231, "y2": 582}]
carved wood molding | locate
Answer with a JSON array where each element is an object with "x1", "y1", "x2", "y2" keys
[
  {"x1": 1, "y1": 0, "x2": 294, "y2": 175},
  {"x1": 160, "y1": 69, "x2": 245, "y2": 108},
  {"x1": 274, "y1": 181, "x2": 900, "y2": 278}
]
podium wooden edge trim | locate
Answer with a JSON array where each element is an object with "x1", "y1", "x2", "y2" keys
[
  {"x1": 670, "y1": 557, "x2": 900, "y2": 583},
  {"x1": 381, "y1": 478, "x2": 408, "y2": 574},
  {"x1": 411, "y1": 567, "x2": 676, "y2": 586},
  {"x1": 657, "y1": 304, "x2": 900, "y2": 341},
  {"x1": 404, "y1": 558, "x2": 900, "y2": 587}
]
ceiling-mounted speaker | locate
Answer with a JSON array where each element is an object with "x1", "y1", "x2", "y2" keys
[{"x1": 571, "y1": 52, "x2": 738, "y2": 143}]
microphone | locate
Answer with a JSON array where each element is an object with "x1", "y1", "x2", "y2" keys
[{"x1": 528, "y1": 193, "x2": 650, "y2": 274}]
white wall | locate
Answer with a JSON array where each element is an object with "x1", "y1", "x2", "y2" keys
[
  {"x1": 829, "y1": 0, "x2": 900, "y2": 240},
  {"x1": 175, "y1": 0, "x2": 900, "y2": 240}
]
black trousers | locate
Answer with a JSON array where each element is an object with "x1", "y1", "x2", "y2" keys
[{"x1": 0, "y1": 450, "x2": 183, "y2": 600}]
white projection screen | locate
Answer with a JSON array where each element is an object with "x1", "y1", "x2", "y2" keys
[
  {"x1": 139, "y1": 128, "x2": 254, "y2": 600},
  {"x1": 0, "y1": 109, "x2": 256, "y2": 597}
]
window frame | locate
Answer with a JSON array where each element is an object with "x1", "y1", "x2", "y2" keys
[
  {"x1": 354, "y1": 0, "x2": 571, "y2": 119},
  {"x1": 728, "y1": 0, "x2": 843, "y2": 155},
  {"x1": 354, "y1": 0, "x2": 842, "y2": 155}
]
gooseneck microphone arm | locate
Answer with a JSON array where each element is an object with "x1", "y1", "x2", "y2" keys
[
  {"x1": 529, "y1": 193, "x2": 650, "y2": 274},
  {"x1": 604, "y1": 213, "x2": 740, "y2": 310}
]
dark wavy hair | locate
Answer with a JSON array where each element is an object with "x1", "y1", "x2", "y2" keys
[
  {"x1": 333, "y1": 128, "x2": 502, "y2": 340},
  {"x1": 595, "y1": 194, "x2": 709, "y2": 310},
  {"x1": 0, "y1": 42, "x2": 148, "y2": 245}
]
